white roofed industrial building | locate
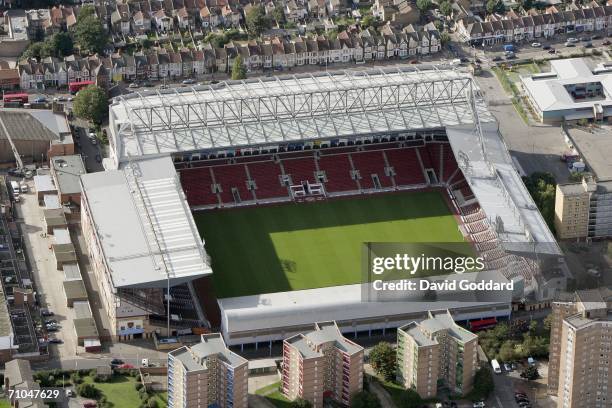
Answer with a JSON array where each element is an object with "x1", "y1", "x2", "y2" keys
[{"x1": 521, "y1": 58, "x2": 612, "y2": 123}]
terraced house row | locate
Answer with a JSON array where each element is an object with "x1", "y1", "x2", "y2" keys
[
  {"x1": 458, "y1": 1, "x2": 612, "y2": 45},
  {"x1": 16, "y1": 24, "x2": 440, "y2": 90}
]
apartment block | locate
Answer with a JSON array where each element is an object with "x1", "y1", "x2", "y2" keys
[
  {"x1": 282, "y1": 321, "x2": 364, "y2": 407},
  {"x1": 397, "y1": 310, "x2": 478, "y2": 399},
  {"x1": 548, "y1": 288, "x2": 612, "y2": 408},
  {"x1": 555, "y1": 182, "x2": 592, "y2": 239},
  {"x1": 168, "y1": 333, "x2": 248, "y2": 408}
]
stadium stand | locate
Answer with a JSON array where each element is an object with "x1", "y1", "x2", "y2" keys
[
  {"x1": 180, "y1": 167, "x2": 218, "y2": 206},
  {"x1": 212, "y1": 164, "x2": 253, "y2": 204},
  {"x1": 317, "y1": 154, "x2": 358, "y2": 192},
  {"x1": 246, "y1": 161, "x2": 288, "y2": 200},
  {"x1": 384, "y1": 148, "x2": 427, "y2": 186},
  {"x1": 281, "y1": 155, "x2": 318, "y2": 185},
  {"x1": 350, "y1": 150, "x2": 392, "y2": 189}
]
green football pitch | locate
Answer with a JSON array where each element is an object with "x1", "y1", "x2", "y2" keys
[{"x1": 194, "y1": 191, "x2": 463, "y2": 298}]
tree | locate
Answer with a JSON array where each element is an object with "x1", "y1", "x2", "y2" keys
[
  {"x1": 523, "y1": 172, "x2": 556, "y2": 232},
  {"x1": 231, "y1": 54, "x2": 247, "y2": 80},
  {"x1": 398, "y1": 389, "x2": 422, "y2": 408},
  {"x1": 51, "y1": 32, "x2": 74, "y2": 57},
  {"x1": 440, "y1": 0, "x2": 453, "y2": 17},
  {"x1": 272, "y1": 6, "x2": 286, "y2": 25},
  {"x1": 350, "y1": 391, "x2": 381, "y2": 408},
  {"x1": 290, "y1": 398, "x2": 312, "y2": 408},
  {"x1": 468, "y1": 367, "x2": 494, "y2": 401},
  {"x1": 77, "y1": 383, "x2": 100, "y2": 399},
  {"x1": 73, "y1": 85, "x2": 108, "y2": 125},
  {"x1": 498, "y1": 340, "x2": 518, "y2": 362},
  {"x1": 369, "y1": 342, "x2": 397, "y2": 381},
  {"x1": 361, "y1": 14, "x2": 377, "y2": 29},
  {"x1": 416, "y1": 0, "x2": 431, "y2": 12},
  {"x1": 75, "y1": 14, "x2": 107, "y2": 54},
  {"x1": 520, "y1": 365, "x2": 540, "y2": 381},
  {"x1": 486, "y1": 0, "x2": 505, "y2": 14},
  {"x1": 246, "y1": 5, "x2": 270, "y2": 36},
  {"x1": 440, "y1": 31, "x2": 451, "y2": 45},
  {"x1": 543, "y1": 314, "x2": 553, "y2": 331}
]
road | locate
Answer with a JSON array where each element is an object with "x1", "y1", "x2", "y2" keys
[
  {"x1": 457, "y1": 35, "x2": 610, "y2": 65},
  {"x1": 474, "y1": 70, "x2": 570, "y2": 182}
]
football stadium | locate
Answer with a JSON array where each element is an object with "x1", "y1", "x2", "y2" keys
[{"x1": 90, "y1": 65, "x2": 564, "y2": 346}]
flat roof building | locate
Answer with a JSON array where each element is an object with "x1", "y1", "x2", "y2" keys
[
  {"x1": 397, "y1": 310, "x2": 478, "y2": 399},
  {"x1": 282, "y1": 321, "x2": 364, "y2": 407},
  {"x1": 50, "y1": 155, "x2": 86, "y2": 204},
  {"x1": 80, "y1": 155, "x2": 211, "y2": 340},
  {"x1": 521, "y1": 58, "x2": 612, "y2": 123},
  {"x1": 548, "y1": 287, "x2": 612, "y2": 408},
  {"x1": 168, "y1": 333, "x2": 248, "y2": 408},
  {"x1": 555, "y1": 127, "x2": 612, "y2": 239}
]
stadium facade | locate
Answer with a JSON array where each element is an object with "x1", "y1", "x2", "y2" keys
[{"x1": 89, "y1": 66, "x2": 565, "y2": 345}]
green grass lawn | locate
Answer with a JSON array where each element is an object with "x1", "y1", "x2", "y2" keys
[
  {"x1": 83, "y1": 375, "x2": 166, "y2": 408},
  {"x1": 195, "y1": 191, "x2": 463, "y2": 298},
  {"x1": 265, "y1": 390, "x2": 293, "y2": 408}
]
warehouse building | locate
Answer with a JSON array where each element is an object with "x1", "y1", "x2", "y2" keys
[
  {"x1": 521, "y1": 58, "x2": 612, "y2": 124},
  {"x1": 0, "y1": 109, "x2": 73, "y2": 163},
  {"x1": 50, "y1": 155, "x2": 86, "y2": 205}
]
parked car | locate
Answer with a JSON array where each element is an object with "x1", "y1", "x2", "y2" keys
[
  {"x1": 44, "y1": 319, "x2": 57, "y2": 325},
  {"x1": 565, "y1": 41, "x2": 576, "y2": 47},
  {"x1": 83, "y1": 401, "x2": 97, "y2": 408},
  {"x1": 548, "y1": 48, "x2": 556, "y2": 54},
  {"x1": 531, "y1": 42, "x2": 541, "y2": 47},
  {"x1": 567, "y1": 37, "x2": 578, "y2": 43},
  {"x1": 128, "y1": 82, "x2": 139, "y2": 89},
  {"x1": 141, "y1": 81, "x2": 152, "y2": 87},
  {"x1": 118, "y1": 363, "x2": 135, "y2": 369},
  {"x1": 160, "y1": 84, "x2": 169, "y2": 89},
  {"x1": 579, "y1": 36, "x2": 591, "y2": 42},
  {"x1": 603, "y1": 40, "x2": 611, "y2": 45},
  {"x1": 46, "y1": 326, "x2": 58, "y2": 332},
  {"x1": 493, "y1": 56, "x2": 502, "y2": 61},
  {"x1": 472, "y1": 402, "x2": 486, "y2": 408},
  {"x1": 90, "y1": 138, "x2": 97, "y2": 145},
  {"x1": 41, "y1": 309, "x2": 54, "y2": 316},
  {"x1": 111, "y1": 358, "x2": 124, "y2": 366},
  {"x1": 48, "y1": 338, "x2": 63, "y2": 344},
  {"x1": 182, "y1": 78, "x2": 196, "y2": 84},
  {"x1": 33, "y1": 96, "x2": 46, "y2": 103},
  {"x1": 504, "y1": 363, "x2": 512, "y2": 371},
  {"x1": 585, "y1": 42, "x2": 593, "y2": 48},
  {"x1": 543, "y1": 44, "x2": 551, "y2": 50},
  {"x1": 141, "y1": 358, "x2": 149, "y2": 367}
]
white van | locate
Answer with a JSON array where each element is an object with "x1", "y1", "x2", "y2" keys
[
  {"x1": 10, "y1": 181, "x2": 20, "y2": 202},
  {"x1": 20, "y1": 183, "x2": 28, "y2": 193},
  {"x1": 491, "y1": 359, "x2": 502, "y2": 374}
]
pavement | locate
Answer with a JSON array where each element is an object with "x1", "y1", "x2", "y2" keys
[{"x1": 15, "y1": 181, "x2": 79, "y2": 360}]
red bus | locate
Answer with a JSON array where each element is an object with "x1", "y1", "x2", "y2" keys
[
  {"x1": 69, "y1": 80, "x2": 95, "y2": 94},
  {"x1": 468, "y1": 317, "x2": 497, "y2": 332},
  {"x1": 3, "y1": 93, "x2": 28, "y2": 104}
]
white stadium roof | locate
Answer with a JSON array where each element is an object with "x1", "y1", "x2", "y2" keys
[
  {"x1": 218, "y1": 270, "x2": 512, "y2": 345},
  {"x1": 80, "y1": 156, "x2": 212, "y2": 288},
  {"x1": 446, "y1": 122, "x2": 561, "y2": 255},
  {"x1": 109, "y1": 65, "x2": 494, "y2": 166}
]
